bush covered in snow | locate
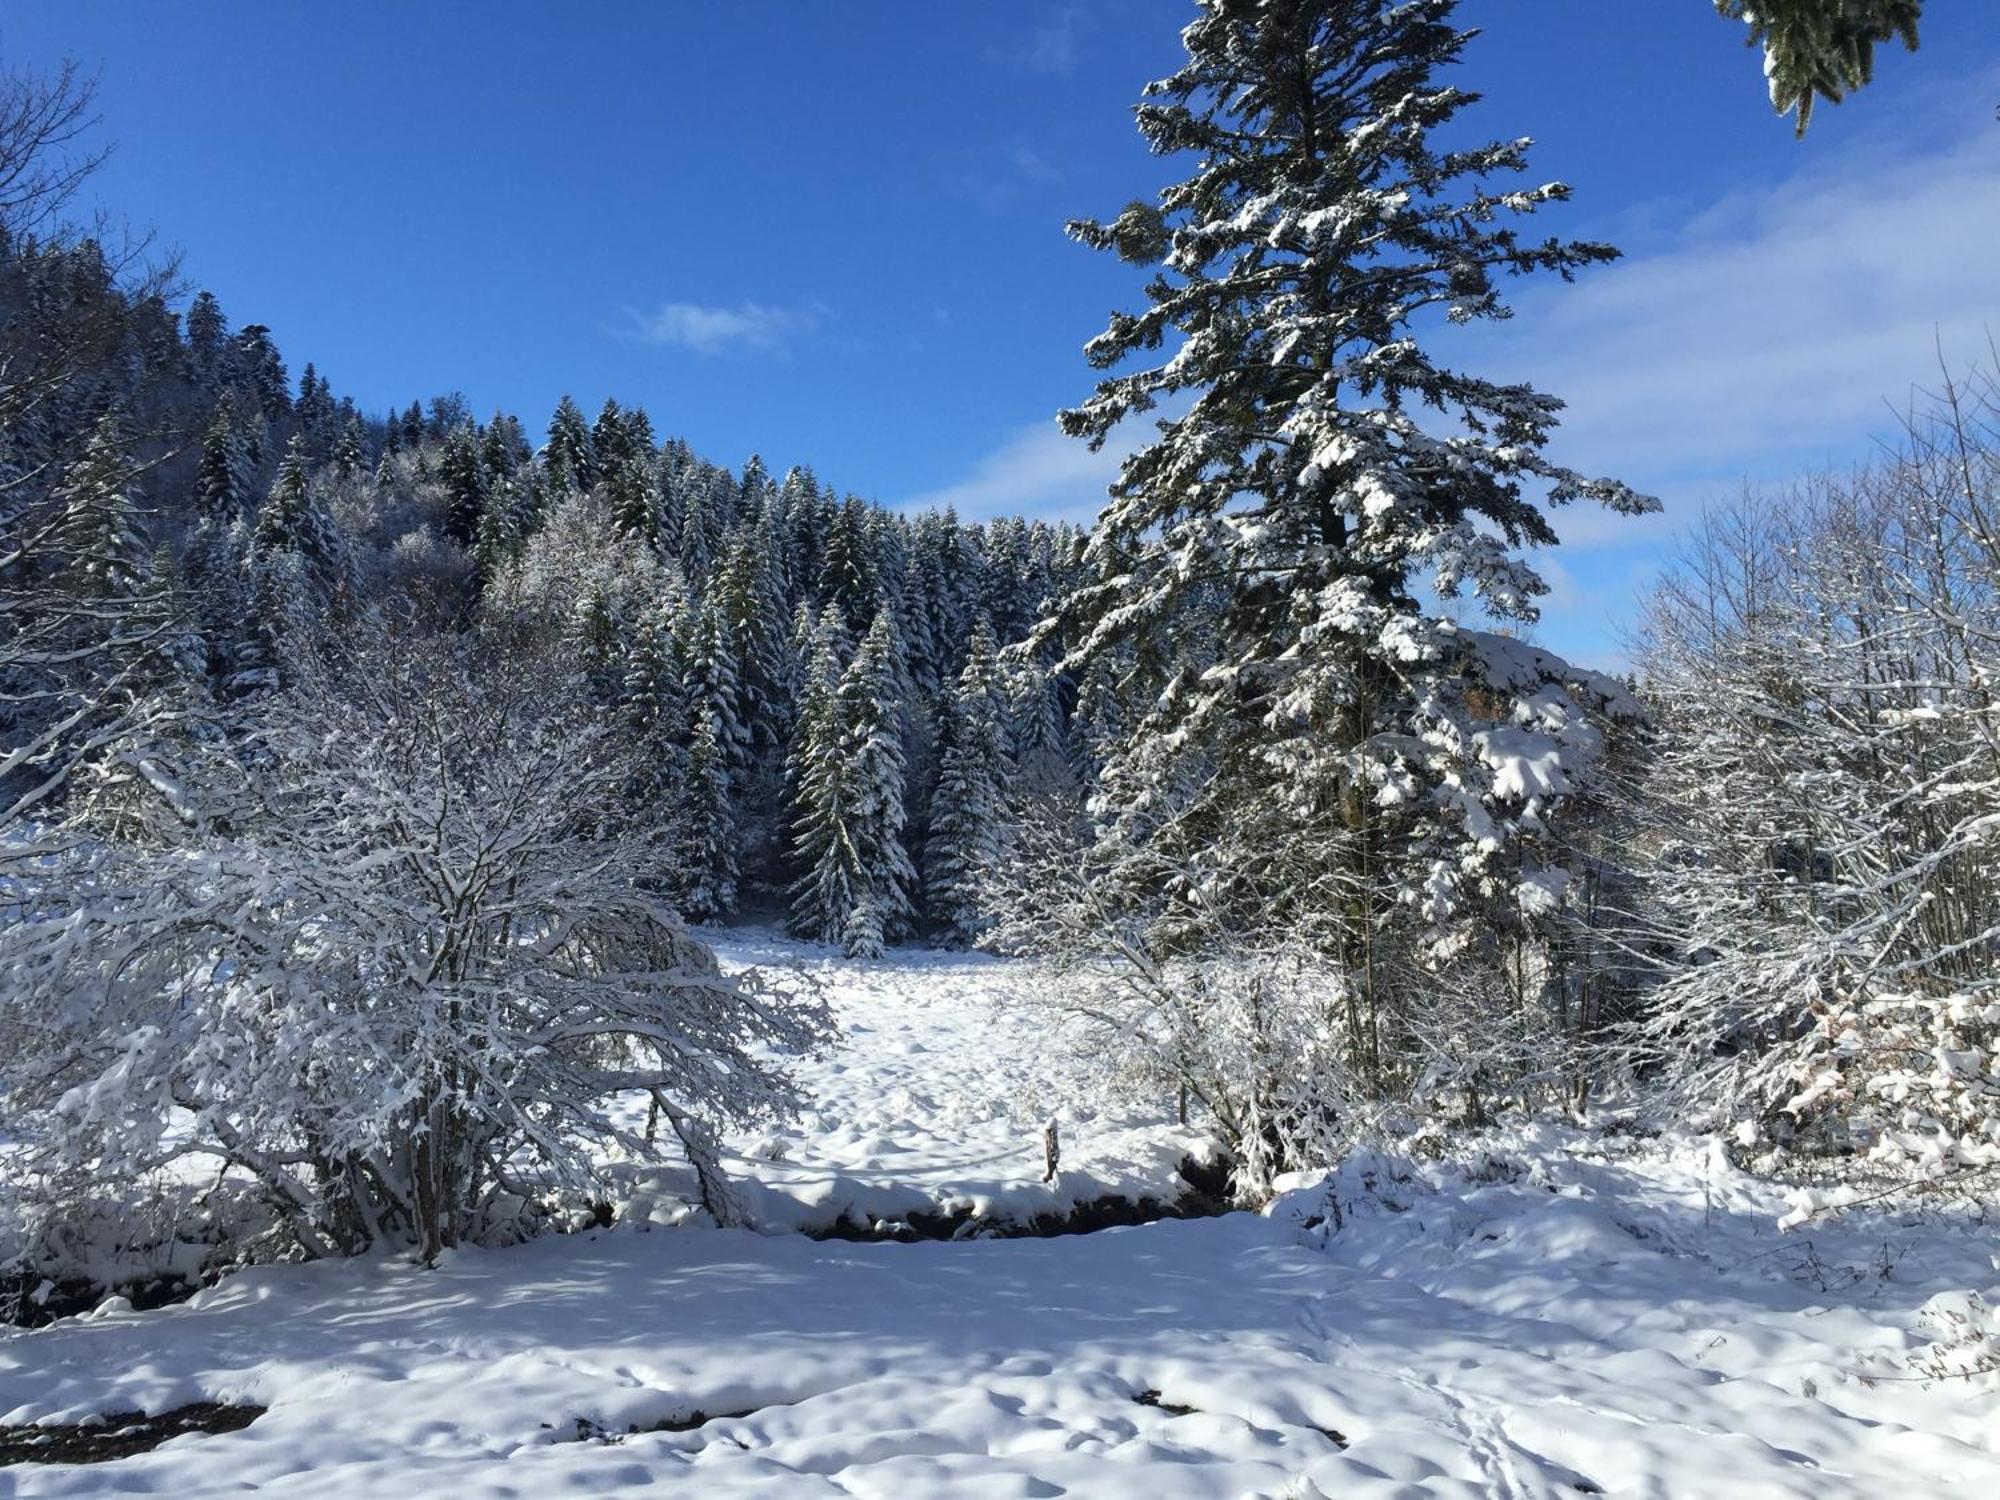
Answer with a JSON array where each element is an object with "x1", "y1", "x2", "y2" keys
[{"x1": 1, "y1": 621, "x2": 832, "y2": 1267}]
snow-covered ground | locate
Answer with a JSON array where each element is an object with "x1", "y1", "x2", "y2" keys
[
  {"x1": 603, "y1": 930, "x2": 1215, "y2": 1234},
  {"x1": 3, "y1": 934, "x2": 1997, "y2": 1497}
]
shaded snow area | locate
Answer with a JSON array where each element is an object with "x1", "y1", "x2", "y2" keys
[{"x1": 5, "y1": 944, "x2": 1999, "y2": 1497}]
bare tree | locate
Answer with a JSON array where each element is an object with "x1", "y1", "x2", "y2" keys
[{"x1": 1632, "y1": 366, "x2": 2000, "y2": 1209}]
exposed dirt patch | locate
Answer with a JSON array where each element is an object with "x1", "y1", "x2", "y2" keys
[{"x1": 0, "y1": 1402, "x2": 266, "y2": 1467}]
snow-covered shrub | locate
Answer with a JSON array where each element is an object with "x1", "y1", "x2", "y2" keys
[
  {"x1": 984, "y1": 796, "x2": 1364, "y2": 1199},
  {"x1": 0, "y1": 620, "x2": 833, "y2": 1263},
  {"x1": 1770, "y1": 992, "x2": 2000, "y2": 1217},
  {"x1": 1634, "y1": 374, "x2": 2000, "y2": 1210}
]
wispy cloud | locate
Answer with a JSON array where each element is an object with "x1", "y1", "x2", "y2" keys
[
  {"x1": 622, "y1": 299, "x2": 821, "y2": 356},
  {"x1": 1487, "y1": 108, "x2": 2000, "y2": 494},
  {"x1": 898, "y1": 418, "x2": 1135, "y2": 524},
  {"x1": 944, "y1": 140, "x2": 1066, "y2": 214},
  {"x1": 998, "y1": 5, "x2": 1092, "y2": 75}
]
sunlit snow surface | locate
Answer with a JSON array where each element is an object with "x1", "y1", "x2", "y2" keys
[
  {"x1": 602, "y1": 929, "x2": 1215, "y2": 1233},
  {"x1": 4, "y1": 933, "x2": 1997, "y2": 1498}
]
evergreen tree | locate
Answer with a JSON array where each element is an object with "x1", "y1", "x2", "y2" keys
[
  {"x1": 679, "y1": 595, "x2": 750, "y2": 788},
  {"x1": 235, "y1": 324, "x2": 291, "y2": 419},
  {"x1": 254, "y1": 433, "x2": 345, "y2": 600},
  {"x1": 1045, "y1": 0, "x2": 1652, "y2": 1085},
  {"x1": 925, "y1": 616, "x2": 1013, "y2": 945},
  {"x1": 54, "y1": 409, "x2": 150, "y2": 599},
  {"x1": 678, "y1": 470, "x2": 717, "y2": 581},
  {"x1": 1719, "y1": 0, "x2": 1920, "y2": 132},
  {"x1": 789, "y1": 609, "x2": 915, "y2": 957},
  {"x1": 332, "y1": 415, "x2": 365, "y2": 479},
  {"x1": 184, "y1": 290, "x2": 228, "y2": 390},
  {"x1": 606, "y1": 450, "x2": 660, "y2": 546},
  {"x1": 572, "y1": 585, "x2": 623, "y2": 705},
  {"x1": 472, "y1": 472, "x2": 529, "y2": 582},
  {"x1": 437, "y1": 423, "x2": 487, "y2": 546},
  {"x1": 677, "y1": 712, "x2": 739, "y2": 922},
  {"x1": 834, "y1": 610, "x2": 917, "y2": 957},
  {"x1": 545, "y1": 395, "x2": 597, "y2": 493},
  {"x1": 818, "y1": 497, "x2": 874, "y2": 631},
  {"x1": 624, "y1": 594, "x2": 691, "y2": 741},
  {"x1": 480, "y1": 411, "x2": 528, "y2": 480},
  {"x1": 193, "y1": 393, "x2": 256, "y2": 524},
  {"x1": 787, "y1": 607, "x2": 852, "y2": 943}
]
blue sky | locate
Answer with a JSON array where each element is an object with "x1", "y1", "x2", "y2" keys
[{"x1": 7, "y1": 1, "x2": 1998, "y2": 663}]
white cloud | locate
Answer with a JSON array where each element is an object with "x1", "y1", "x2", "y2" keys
[
  {"x1": 1485, "y1": 111, "x2": 2000, "y2": 494},
  {"x1": 623, "y1": 300, "x2": 819, "y2": 356},
  {"x1": 897, "y1": 419, "x2": 1132, "y2": 524}
]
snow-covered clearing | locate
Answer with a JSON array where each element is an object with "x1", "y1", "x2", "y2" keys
[
  {"x1": 3, "y1": 935, "x2": 1997, "y2": 1498},
  {"x1": 604, "y1": 931, "x2": 1215, "y2": 1235}
]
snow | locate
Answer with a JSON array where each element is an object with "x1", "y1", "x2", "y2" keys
[
  {"x1": 5, "y1": 938, "x2": 1998, "y2": 1498},
  {"x1": 605, "y1": 931, "x2": 1215, "y2": 1234}
]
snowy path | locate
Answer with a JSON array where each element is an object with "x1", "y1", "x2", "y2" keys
[{"x1": 3, "y1": 937, "x2": 1997, "y2": 1497}]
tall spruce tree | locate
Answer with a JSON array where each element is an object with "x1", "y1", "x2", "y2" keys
[
  {"x1": 55, "y1": 409, "x2": 150, "y2": 600},
  {"x1": 437, "y1": 423, "x2": 487, "y2": 546},
  {"x1": 677, "y1": 713, "x2": 739, "y2": 923},
  {"x1": 545, "y1": 395, "x2": 596, "y2": 494},
  {"x1": 787, "y1": 607, "x2": 853, "y2": 944},
  {"x1": 925, "y1": 616, "x2": 1013, "y2": 945},
  {"x1": 254, "y1": 434, "x2": 345, "y2": 601},
  {"x1": 679, "y1": 595, "x2": 751, "y2": 790},
  {"x1": 834, "y1": 611, "x2": 917, "y2": 957},
  {"x1": 1046, "y1": 0, "x2": 1653, "y2": 1083},
  {"x1": 193, "y1": 394, "x2": 256, "y2": 524}
]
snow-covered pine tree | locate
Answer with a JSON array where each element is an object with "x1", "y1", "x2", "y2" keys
[
  {"x1": 925, "y1": 615, "x2": 1013, "y2": 945},
  {"x1": 193, "y1": 393, "x2": 256, "y2": 524},
  {"x1": 832, "y1": 610, "x2": 918, "y2": 958},
  {"x1": 592, "y1": 397, "x2": 632, "y2": 472},
  {"x1": 480, "y1": 411, "x2": 528, "y2": 481},
  {"x1": 54, "y1": 409, "x2": 151, "y2": 600},
  {"x1": 183, "y1": 290, "x2": 228, "y2": 391},
  {"x1": 679, "y1": 594, "x2": 751, "y2": 790},
  {"x1": 818, "y1": 497, "x2": 875, "y2": 631},
  {"x1": 606, "y1": 448, "x2": 660, "y2": 548},
  {"x1": 437, "y1": 423, "x2": 487, "y2": 546},
  {"x1": 787, "y1": 607, "x2": 853, "y2": 943},
  {"x1": 678, "y1": 470, "x2": 717, "y2": 582},
  {"x1": 1718, "y1": 0, "x2": 1921, "y2": 132},
  {"x1": 545, "y1": 394, "x2": 596, "y2": 494},
  {"x1": 572, "y1": 584, "x2": 624, "y2": 706},
  {"x1": 625, "y1": 594, "x2": 691, "y2": 741},
  {"x1": 253, "y1": 434, "x2": 346, "y2": 603},
  {"x1": 331, "y1": 414, "x2": 364, "y2": 479},
  {"x1": 678, "y1": 711, "x2": 739, "y2": 922},
  {"x1": 472, "y1": 471, "x2": 531, "y2": 583},
  {"x1": 1040, "y1": 0, "x2": 1654, "y2": 1099},
  {"x1": 235, "y1": 324, "x2": 290, "y2": 420}
]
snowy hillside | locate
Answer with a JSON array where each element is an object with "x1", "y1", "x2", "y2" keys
[{"x1": 3, "y1": 941, "x2": 1996, "y2": 1499}]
